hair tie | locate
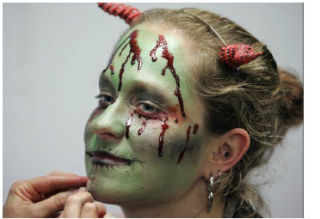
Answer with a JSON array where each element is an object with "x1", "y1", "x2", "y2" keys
[{"x1": 98, "y1": 2, "x2": 142, "y2": 25}]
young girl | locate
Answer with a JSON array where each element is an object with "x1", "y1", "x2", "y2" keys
[
  {"x1": 77, "y1": 3, "x2": 303, "y2": 218},
  {"x1": 3, "y1": 3, "x2": 303, "y2": 218}
]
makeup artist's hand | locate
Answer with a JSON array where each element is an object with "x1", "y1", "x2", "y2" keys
[
  {"x1": 58, "y1": 188, "x2": 106, "y2": 218},
  {"x1": 3, "y1": 171, "x2": 88, "y2": 218}
]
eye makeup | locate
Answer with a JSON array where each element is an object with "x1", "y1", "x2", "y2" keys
[
  {"x1": 95, "y1": 93, "x2": 114, "y2": 108},
  {"x1": 127, "y1": 84, "x2": 172, "y2": 109},
  {"x1": 99, "y1": 74, "x2": 117, "y2": 96}
]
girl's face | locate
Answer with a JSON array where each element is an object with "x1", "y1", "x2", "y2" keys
[{"x1": 84, "y1": 26, "x2": 210, "y2": 205}]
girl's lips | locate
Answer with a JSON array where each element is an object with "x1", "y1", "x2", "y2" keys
[{"x1": 86, "y1": 151, "x2": 132, "y2": 166}]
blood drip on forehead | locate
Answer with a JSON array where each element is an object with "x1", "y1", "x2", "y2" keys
[
  {"x1": 101, "y1": 30, "x2": 143, "y2": 90},
  {"x1": 110, "y1": 65, "x2": 115, "y2": 75},
  {"x1": 118, "y1": 30, "x2": 142, "y2": 91},
  {"x1": 150, "y1": 35, "x2": 186, "y2": 118}
]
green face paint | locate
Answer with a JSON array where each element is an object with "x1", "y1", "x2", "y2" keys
[{"x1": 84, "y1": 26, "x2": 209, "y2": 205}]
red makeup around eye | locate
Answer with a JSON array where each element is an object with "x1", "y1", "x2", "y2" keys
[{"x1": 133, "y1": 108, "x2": 167, "y2": 120}]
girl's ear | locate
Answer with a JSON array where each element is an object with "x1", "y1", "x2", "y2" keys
[{"x1": 202, "y1": 128, "x2": 250, "y2": 179}]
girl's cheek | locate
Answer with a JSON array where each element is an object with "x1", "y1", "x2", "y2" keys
[{"x1": 128, "y1": 114, "x2": 201, "y2": 165}]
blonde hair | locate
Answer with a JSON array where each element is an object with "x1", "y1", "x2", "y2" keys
[{"x1": 132, "y1": 7, "x2": 303, "y2": 217}]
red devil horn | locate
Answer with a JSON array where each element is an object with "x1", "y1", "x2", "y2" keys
[
  {"x1": 219, "y1": 44, "x2": 263, "y2": 69},
  {"x1": 98, "y1": 3, "x2": 142, "y2": 25}
]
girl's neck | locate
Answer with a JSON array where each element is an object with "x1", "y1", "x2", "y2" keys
[{"x1": 120, "y1": 177, "x2": 225, "y2": 218}]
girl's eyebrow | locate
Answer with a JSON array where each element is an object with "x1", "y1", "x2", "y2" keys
[
  {"x1": 98, "y1": 76, "x2": 174, "y2": 106},
  {"x1": 99, "y1": 75, "x2": 116, "y2": 96},
  {"x1": 128, "y1": 84, "x2": 173, "y2": 106}
]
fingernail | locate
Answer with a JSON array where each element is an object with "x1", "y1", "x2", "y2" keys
[
  {"x1": 79, "y1": 187, "x2": 86, "y2": 192},
  {"x1": 75, "y1": 176, "x2": 89, "y2": 184},
  {"x1": 85, "y1": 180, "x2": 90, "y2": 191}
]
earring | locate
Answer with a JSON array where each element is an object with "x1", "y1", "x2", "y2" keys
[
  {"x1": 207, "y1": 169, "x2": 222, "y2": 212},
  {"x1": 207, "y1": 173, "x2": 214, "y2": 212}
]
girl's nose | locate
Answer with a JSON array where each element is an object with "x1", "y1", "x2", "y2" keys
[{"x1": 91, "y1": 101, "x2": 126, "y2": 141}]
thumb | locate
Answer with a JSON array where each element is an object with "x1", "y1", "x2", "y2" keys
[{"x1": 33, "y1": 190, "x2": 72, "y2": 217}]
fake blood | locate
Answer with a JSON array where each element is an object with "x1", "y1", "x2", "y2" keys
[
  {"x1": 150, "y1": 35, "x2": 186, "y2": 117},
  {"x1": 125, "y1": 113, "x2": 134, "y2": 139},
  {"x1": 177, "y1": 126, "x2": 192, "y2": 164},
  {"x1": 158, "y1": 118, "x2": 169, "y2": 157},
  {"x1": 137, "y1": 120, "x2": 147, "y2": 135},
  {"x1": 193, "y1": 124, "x2": 199, "y2": 134},
  {"x1": 110, "y1": 64, "x2": 115, "y2": 75},
  {"x1": 118, "y1": 30, "x2": 142, "y2": 91}
]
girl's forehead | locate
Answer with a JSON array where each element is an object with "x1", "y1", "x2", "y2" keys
[
  {"x1": 120, "y1": 26, "x2": 186, "y2": 55},
  {"x1": 100, "y1": 26, "x2": 202, "y2": 120},
  {"x1": 109, "y1": 27, "x2": 193, "y2": 90}
]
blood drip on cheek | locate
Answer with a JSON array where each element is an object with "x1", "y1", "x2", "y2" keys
[
  {"x1": 193, "y1": 124, "x2": 199, "y2": 134},
  {"x1": 125, "y1": 113, "x2": 134, "y2": 139},
  {"x1": 126, "y1": 111, "x2": 169, "y2": 158},
  {"x1": 177, "y1": 126, "x2": 192, "y2": 164},
  {"x1": 158, "y1": 118, "x2": 169, "y2": 157},
  {"x1": 150, "y1": 35, "x2": 186, "y2": 118},
  {"x1": 137, "y1": 120, "x2": 147, "y2": 136}
]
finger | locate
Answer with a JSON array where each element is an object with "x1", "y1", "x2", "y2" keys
[
  {"x1": 27, "y1": 175, "x2": 88, "y2": 196},
  {"x1": 95, "y1": 202, "x2": 107, "y2": 218},
  {"x1": 47, "y1": 170, "x2": 83, "y2": 177},
  {"x1": 80, "y1": 202, "x2": 98, "y2": 218},
  {"x1": 33, "y1": 190, "x2": 72, "y2": 218},
  {"x1": 63, "y1": 191, "x2": 94, "y2": 218},
  {"x1": 80, "y1": 202, "x2": 106, "y2": 218},
  {"x1": 58, "y1": 211, "x2": 65, "y2": 218}
]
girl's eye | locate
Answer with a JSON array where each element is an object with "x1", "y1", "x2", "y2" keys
[
  {"x1": 96, "y1": 94, "x2": 114, "y2": 108},
  {"x1": 139, "y1": 103, "x2": 156, "y2": 112},
  {"x1": 136, "y1": 102, "x2": 163, "y2": 117}
]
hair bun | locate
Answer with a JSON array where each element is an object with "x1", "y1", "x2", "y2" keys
[{"x1": 278, "y1": 69, "x2": 303, "y2": 130}]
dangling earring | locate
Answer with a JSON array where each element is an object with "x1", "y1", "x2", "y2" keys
[
  {"x1": 207, "y1": 173, "x2": 214, "y2": 212},
  {"x1": 207, "y1": 169, "x2": 222, "y2": 212}
]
